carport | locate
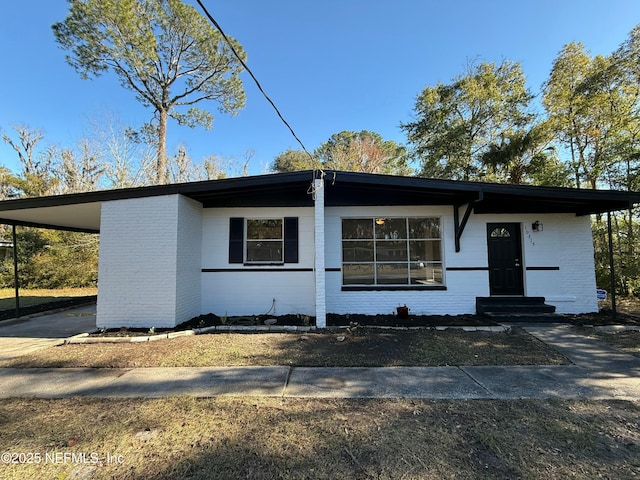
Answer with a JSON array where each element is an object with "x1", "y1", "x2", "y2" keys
[
  {"x1": 0, "y1": 173, "x2": 315, "y2": 322},
  {"x1": 0, "y1": 199, "x2": 101, "y2": 320}
]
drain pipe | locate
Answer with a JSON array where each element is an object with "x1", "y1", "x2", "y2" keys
[{"x1": 606, "y1": 212, "x2": 617, "y2": 320}]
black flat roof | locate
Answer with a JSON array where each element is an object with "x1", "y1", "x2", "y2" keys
[{"x1": 0, "y1": 170, "x2": 638, "y2": 232}]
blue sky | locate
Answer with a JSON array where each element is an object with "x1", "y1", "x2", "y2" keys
[{"x1": 0, "y1": 0, "x2": 638, "y2": 177}]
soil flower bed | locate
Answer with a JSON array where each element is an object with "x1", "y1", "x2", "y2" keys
[{"x1": 91, "y1": 309, "x2": 639, "y2": 338}]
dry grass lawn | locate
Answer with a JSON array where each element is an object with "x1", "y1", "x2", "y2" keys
[
  {"x1": 0, "y1": 288, "x2": 97, "y2": 310},
  {"x1": 600, "y1": 296, "x2": 640, "y2": 315},
  {"x1": 578, "y1": 329, "x2": 640, "y2": 358},
  {"x1": 0, "y1": 397, "x2": 638, "y2": 479},
  {"x1": 0, "y1": 300, "x2": 638, "y2": 478},
  {"x1": 0, "y1": 328, "x2": 569, "y2": 368}
]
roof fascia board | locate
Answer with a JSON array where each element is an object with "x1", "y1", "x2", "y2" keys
[
  {"x1": 329, "y1": 171, "x2": 485, "y2": 194},
  {"x1": 0, "y1": 217, "x2": 99, "y2": 234},
  {"x1": 0, "y1": 171, "x2": 316, "y2": 212},
  {"x1": 479, "y1": 184, "x2": 640, "y2": 203},
  {"x1": 0, "y1": 170, "x2": 638, "y2": 217},
  {"x1": 327, "y1": 170, "x2": 640, "y2": 204}
]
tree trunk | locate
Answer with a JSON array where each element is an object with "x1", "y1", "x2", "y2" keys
[
  {"x1": 156, "y1": 109, "x2": 168, "y2": 185},
  {"x1": 569, "y1": 136, "x2": 580, "y2": 188}
]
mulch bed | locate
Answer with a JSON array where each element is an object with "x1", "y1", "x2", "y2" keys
[
  {"x1": 178, "y1": 313, "x2": 314, "y2": 329},
  {"x1": 92, "y1": 308, "x2": 640, "y2": 337},
  {"x1": 179, "y1": 312, "x2": 498, "y2": 329},
  {"x1": 181, "y1": 310, "x2": 640, "y2": 329}
]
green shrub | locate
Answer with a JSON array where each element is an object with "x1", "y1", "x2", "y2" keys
[{"x1": 0, "y1": 228, "x2": 98, "y2": 289}]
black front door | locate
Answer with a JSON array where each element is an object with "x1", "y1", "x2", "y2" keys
[{"x1": 487, "y1": 223, "x2": 524, "y2": 296}]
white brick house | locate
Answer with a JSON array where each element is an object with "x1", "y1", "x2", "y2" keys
[{"x1": 0, "y1": 170, "x2": 638, "y2": 328}]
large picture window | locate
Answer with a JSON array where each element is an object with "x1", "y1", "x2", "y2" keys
[{"x1": 342, "y1": 217, "x2": 443, "y2": 286}]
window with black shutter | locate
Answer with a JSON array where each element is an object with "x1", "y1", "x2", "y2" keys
[
  {"x1": 284, "y1": 217, "x2": 298, "y2": 263},
  {"x1": 228, "y1": 217, "x2": 244, "y2": 264},
  {"x1": 228, "y1": 217, "x2": 298, "y2": 264}
]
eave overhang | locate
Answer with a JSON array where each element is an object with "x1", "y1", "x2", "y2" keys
[
  {"x1": 0, "y1": 170, "x2": 637, "y2": 233},
  {"x1": 322, "y1": 171, "x2": 640, "y2": 214}
]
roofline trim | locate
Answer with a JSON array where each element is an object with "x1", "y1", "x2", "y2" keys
[
  {"x1": 0, "y1": 170, "x2": 638, "y2": 216},
  {"x1": 328, "y1": 170, "x2": 640, "y2": 202},
  {"x1": 0, "y1": 218, "x2": 100, "y2": 234},
  {"x1": 0, "y1": 170, "x2": 316, "y2": 212}
]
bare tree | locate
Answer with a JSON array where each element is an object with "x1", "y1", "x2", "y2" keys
[
  {"x1": 90, "y1": 115, "x2": 154, "y2": 188},
  {"x1": 55, "y1": 139, "x2": 105, "y2": 193},
  {"x1": 1, "y1": 125, "x2": 58, "y2": 197}
]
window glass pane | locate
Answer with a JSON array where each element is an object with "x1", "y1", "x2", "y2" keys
[
  {"x1": 343, "y1": 264, "x2": 374, "y2": 285},
  {"x1": 341, "y1": 216, "x2": 444, "y2": 287},
  {"x1": 342, "y1": 219, "x2": 373, "y2": 239},
  {"x1": 490, "y1": 227, "x2": 510, "y2": 238},
  {"x1": 409, "y1": 240, "x2": 441, "y2": 262},
  {"x1": 375, "y1": 218, "x2": 406, "y2": 240},
  {"x1": 246, "y1": 240, "x2": 282, "y2": 262},
  {"x1": 375, "y1": 240, "x2": 408, "y2": 261},
  {"x1": 247, "y1": 219, "x2": 282, "y2": 239},
  {"x1": 410, "y1": 262, "x2": 443, "y2": 285},
  {"x1": 376, "y1": 263, "x2": 409, "y2": 284},
  {"x1": 409, "y1": 218, "x2": 440, "y2": 239},
  {"x1": 342, "y1": 241, "x2": 374, "y2": 262}
]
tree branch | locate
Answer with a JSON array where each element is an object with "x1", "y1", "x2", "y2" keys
[{"x1": 169, "y1": 71, "x2": 222, "y2": 105}]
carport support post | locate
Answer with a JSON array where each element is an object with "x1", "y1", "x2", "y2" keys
[
  {"x1": 313, "y1": 178, "x2": 327, "y2": 328},
  {"x1": 607, "y1": 212, "x2": 617, "y2": 320},
  {"x1": 11, "y1": 224, "x2": 19, "y2": 318}
]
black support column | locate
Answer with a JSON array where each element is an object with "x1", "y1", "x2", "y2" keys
[
  {"x1": 607, "y1": 212, "x2": 617, "y2": 320},
  {"x1": 11, "y1": 224, "x2": 19, "y2": 319}
]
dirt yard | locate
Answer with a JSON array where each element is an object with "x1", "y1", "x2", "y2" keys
[{"x1": 0, "y1": 327, "x2": 569, "y2": 368}]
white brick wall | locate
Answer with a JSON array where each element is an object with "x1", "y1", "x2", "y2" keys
[
  {"x1": 200, "y1": 206, "x2": 315, "y2": 317},
  {"x1": 97, "y1": 193, "x2": 598, "y2": 327},
  {"x1": 526, "y1": 214, "x2": 597, "y2": 313},
  {"x1": 559, "y1": 215, "x2": 598, "y2": 313},
  {"x1": 175, "y1": 196, "x2": 203, "y2": 324},
  {"x1": 324, "y1": 207, "x2": 598, "y2": 315},
  {"x1": 97, "y1": 195, "x2": 202, "y2": 328}
]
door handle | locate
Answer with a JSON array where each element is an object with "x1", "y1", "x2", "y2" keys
[{"x1": 515, "y1": 259, "x2": 521, "y2": 267}]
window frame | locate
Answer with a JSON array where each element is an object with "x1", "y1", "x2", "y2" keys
[
  {"x1": 341, "y1": 216, "x2": 445, "y2": 290},
  {"x1": 245, "y1": 218, "x2": 284, "y2": 265}
]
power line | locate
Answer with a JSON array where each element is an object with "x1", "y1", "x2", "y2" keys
[{"x1": 195, "y1": 0, "x2": 318, "y2": 170}]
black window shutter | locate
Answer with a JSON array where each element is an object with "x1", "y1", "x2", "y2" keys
[
  {"x1": 229, "y1": 217, "x2": 244, "y2": 264},
  {"x1": 284, "y1": 217, "x2": 299, "y2": 263}
]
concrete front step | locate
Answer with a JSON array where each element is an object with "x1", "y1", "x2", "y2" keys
[
  {"x1": 478, "y1": 304, "x2": 557, "y2": 314},
  {"x1": 486, "y1": 312, "x2": 564, "y2": 322},
  {"x1": 476, "y1": 296, "x2": 557, "y2": 317},
  {"x1": 476, "y1": 296, "x2": 547, "y2": 305}
]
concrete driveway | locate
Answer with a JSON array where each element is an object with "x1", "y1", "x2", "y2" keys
[{"x1": 0, "y1": 304, "x2": 96, "y2": 361}]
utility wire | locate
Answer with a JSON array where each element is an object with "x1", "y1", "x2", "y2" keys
[{"x1": 195, "y1": 0, "x2": 319, "y2": 171}]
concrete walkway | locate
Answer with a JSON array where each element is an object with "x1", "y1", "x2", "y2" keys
[
  {"x1": 0, "y1": 311, "x2": 638, "y2": 400},
  {"x1": 0, "y1": 304, "x2": 97, "y2": 362}
]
